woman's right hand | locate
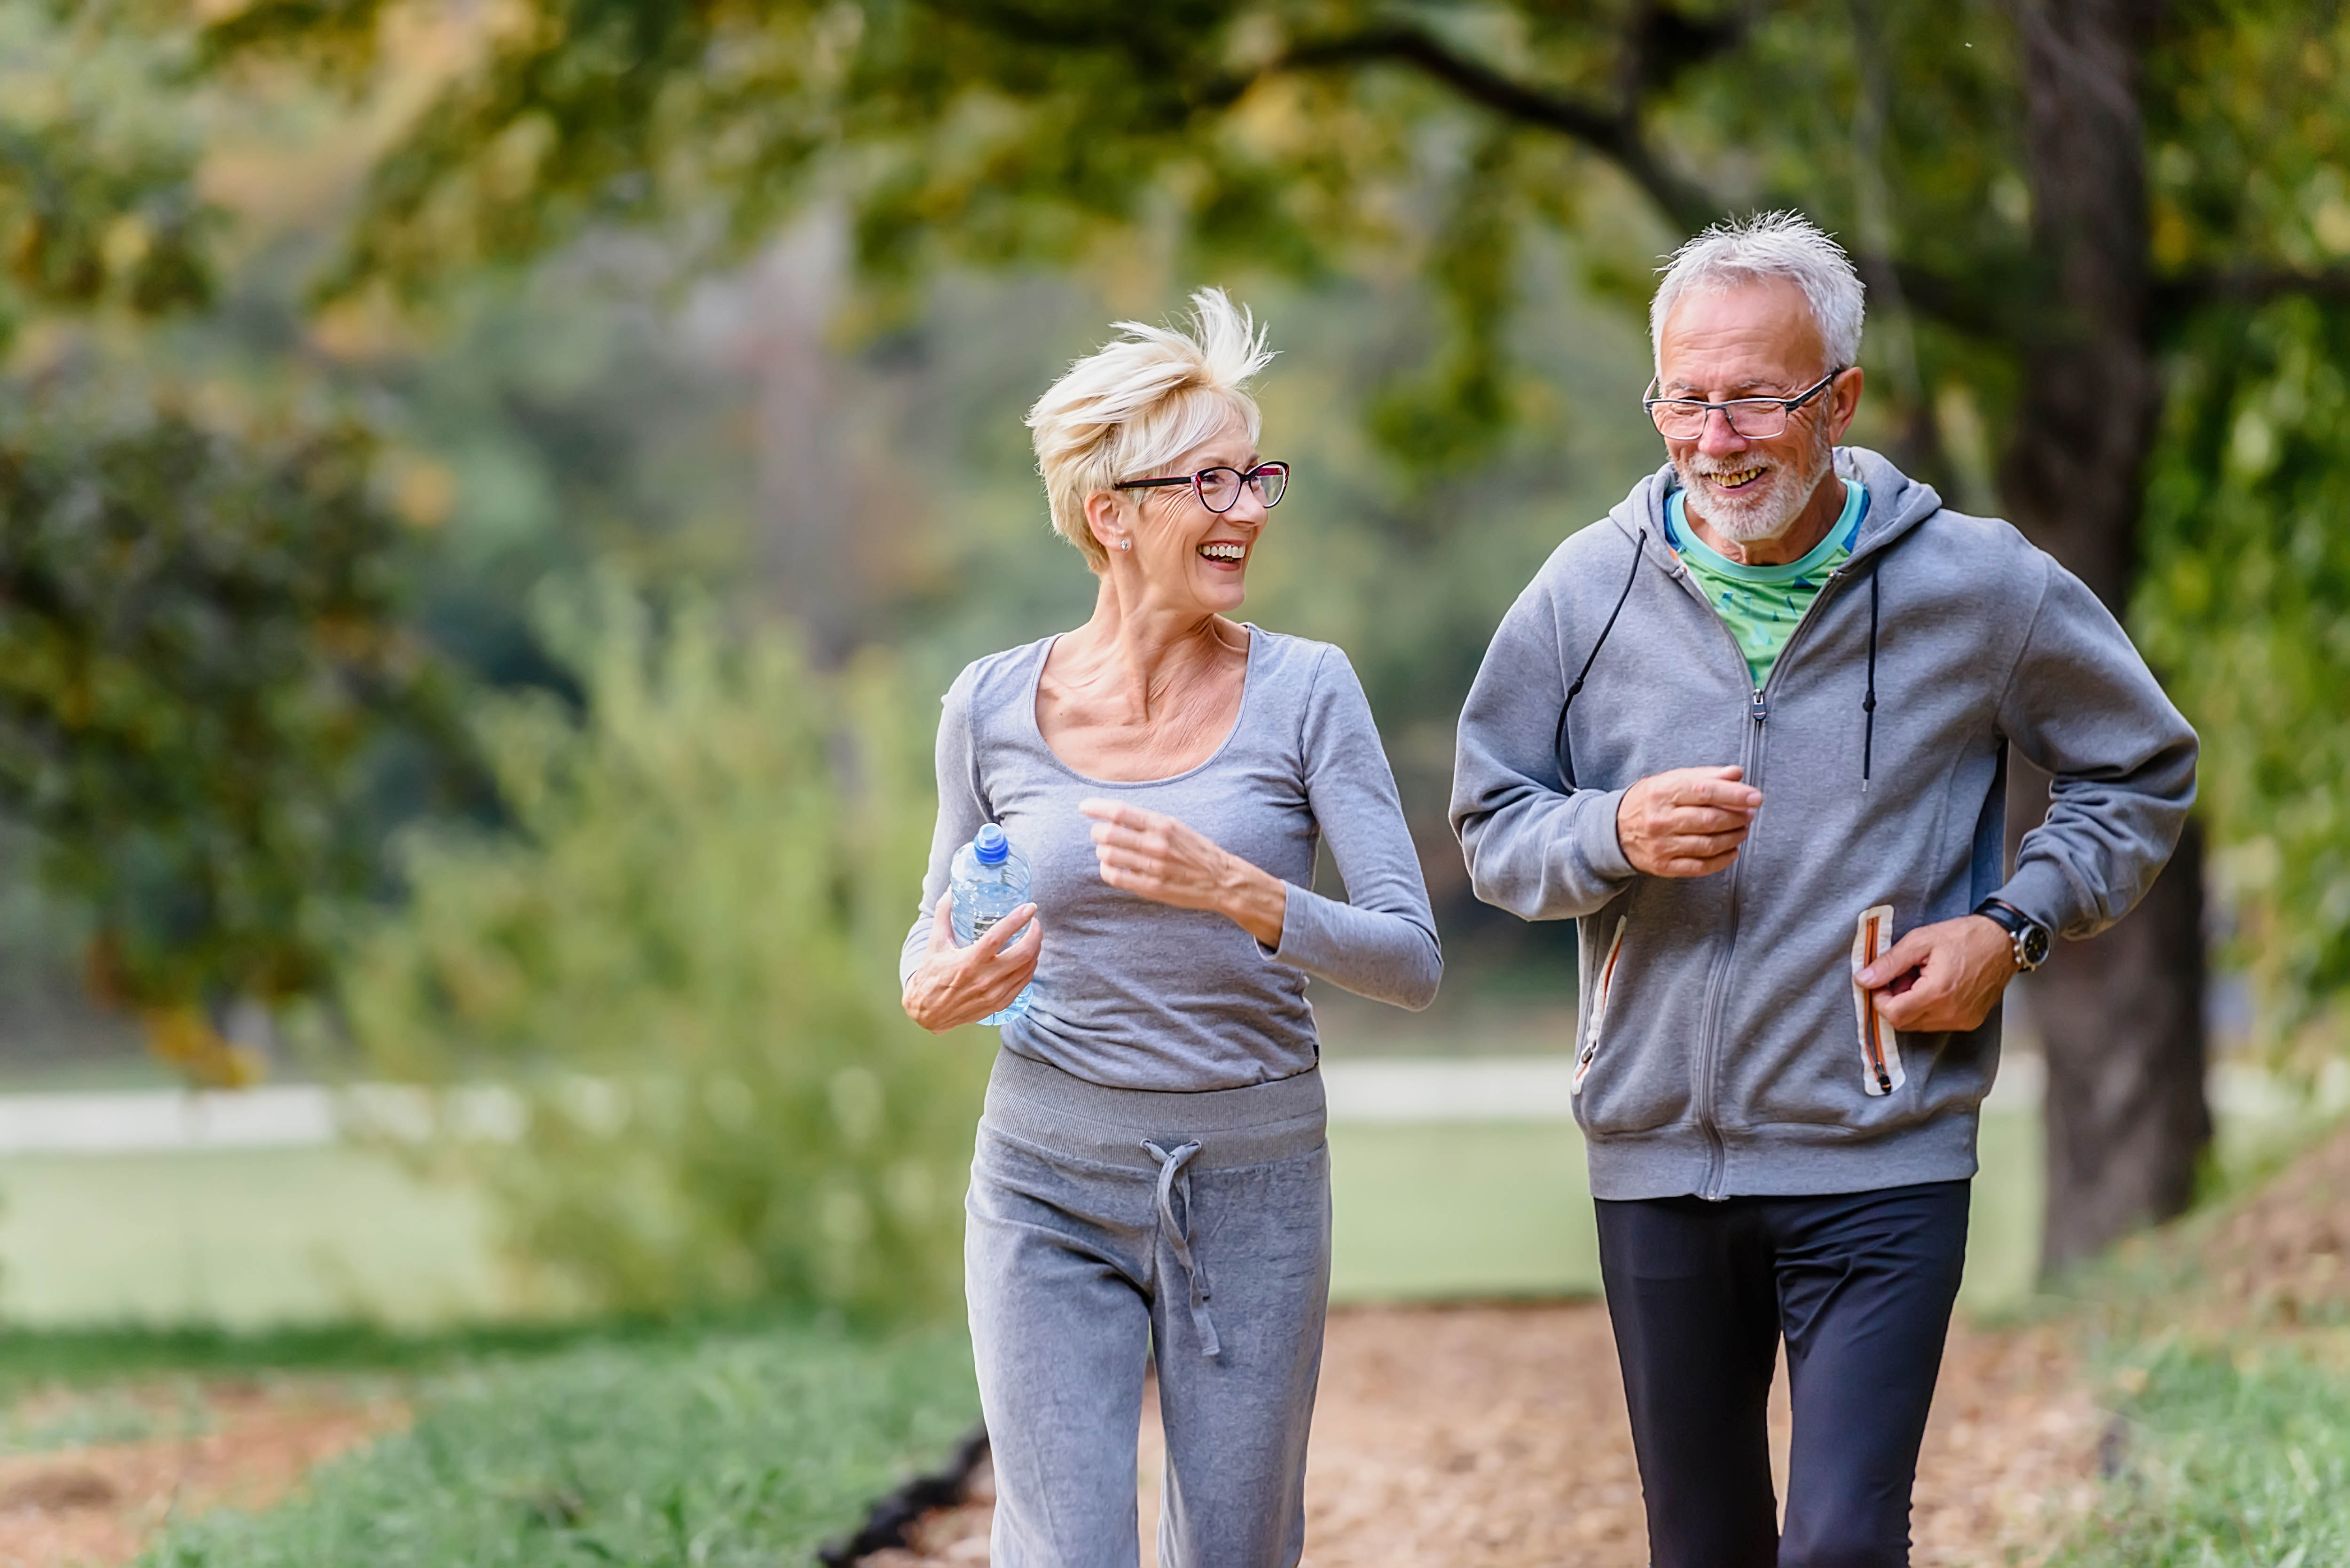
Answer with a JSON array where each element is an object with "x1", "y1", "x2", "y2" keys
[{"x1": 901, "y1": 894, "x2": 1043, "y2": 1033}]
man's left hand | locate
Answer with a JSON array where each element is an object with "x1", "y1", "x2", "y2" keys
[{"x1": 1859, "y1": 915, "x2": 2019, "y2": 1034}]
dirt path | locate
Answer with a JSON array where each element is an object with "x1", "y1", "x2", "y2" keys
[
  {"x1": 870, "y1": 1302, "x2": 2103, "y2": 1567},
  {"x1": 0, "y1": 1381, "x2": 400, "y2": 1567}
]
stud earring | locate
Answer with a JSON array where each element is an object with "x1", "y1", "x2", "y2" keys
[{"x1": 1119, "y1": 538, "x2": 1132, "y2": 551}]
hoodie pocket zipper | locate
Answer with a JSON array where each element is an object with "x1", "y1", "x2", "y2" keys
[
  {"x1": 1850, "y1": 903, "x2": 1907, "y2": 1096},
  {"x1": 1573, "y1": 917, "x2": 1629, "y2": 1095}
]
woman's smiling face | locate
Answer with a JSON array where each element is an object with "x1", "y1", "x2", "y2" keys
[{"x1": 1105, "y1": 413, "x2": 1271, "y2": 616}]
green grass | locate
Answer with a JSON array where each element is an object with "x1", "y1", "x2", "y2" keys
[
  {"x1": 0, "y1": 1098, "x2": 2326, "y2": 1565},
  {"x1": 1328, "y1": 1121, "x2": 1598, "y2": 1301},
  {"x1": 0, "y1": 1147, "x2": 513, "y2": 1327},
  {"x1": 139, "y1": 1318, "x2": 979, "y2": 1568},
  {"x1": 2052, "y1": 1344, "x2": 2350, "y2": 1567},
  {"x1": 0, "y1": 1107, "x2": 2054, "y2": 1327},
  {"x1": 0, "y1": 1312, "x2": 777, "y2": 1397},
  {"x1": 1327, "y1": 1108, "x2": 2044, "y2": 1311}
]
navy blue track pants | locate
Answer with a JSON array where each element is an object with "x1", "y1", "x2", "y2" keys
[{"x1": 1594, "y1": 1180, "x2": 1971, "y2": 1568}]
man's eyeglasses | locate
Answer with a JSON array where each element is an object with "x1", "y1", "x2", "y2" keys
[
  {"x1": 1112, "y1": 461, "x2": 1290, "y2": 513},
  {"x1": 1643, "y1": 369, "x2": 1845, "y2": 441}
]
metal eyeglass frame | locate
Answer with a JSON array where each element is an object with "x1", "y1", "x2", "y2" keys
[
  {"x1": 1112, "y1": 461, "x2": 1290, "y2": 513},
  {"x1": 1642, "y1": 368, "x2": 1847, "y2": 440}
]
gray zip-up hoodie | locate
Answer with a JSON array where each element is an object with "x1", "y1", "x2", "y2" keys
[{"x1": 1450, "y1": 446, "x2": 2197, "y2": 1201}]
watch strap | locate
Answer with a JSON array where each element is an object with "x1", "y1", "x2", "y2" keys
[
  {"x1": 1973, "y1": 897, "x2": 2032, "y2": 936},
  {"x1": 1973, "y1": 897, "x2": 2048, "y2": 970}
]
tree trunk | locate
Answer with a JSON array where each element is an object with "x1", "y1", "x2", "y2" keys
[{"x1": 1998, "y1": 0, "x2": 2212, "y2": 1274}]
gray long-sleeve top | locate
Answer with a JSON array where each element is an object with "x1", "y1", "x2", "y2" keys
[{"x1": 901, "y1": 628, "x2": 1441, "y2": 1092}]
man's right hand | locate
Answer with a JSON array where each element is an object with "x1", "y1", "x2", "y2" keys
[
  {"x1": 1615, "y1": 765, "x2": 1763, "y2": 878},
  {"x1": 902, "y1": 893, "x2": 1043, "y2": 1033}
]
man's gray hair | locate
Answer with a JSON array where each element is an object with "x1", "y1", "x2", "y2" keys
[{"x1": 1649, "y1": 211, "x2": 1866, "y2": 374}]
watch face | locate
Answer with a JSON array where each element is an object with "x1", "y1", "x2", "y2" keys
[{"x1": 2020, "y1": 925, "x2": 2052, "y2": 968}]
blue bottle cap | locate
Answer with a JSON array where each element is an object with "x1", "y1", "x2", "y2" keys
[{"x1": 973, "y1": 823, "x2": 1010, "y2": 865}]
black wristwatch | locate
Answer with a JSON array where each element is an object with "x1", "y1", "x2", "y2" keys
[{"x1": 1973, "y1": 897, "x2": 2052, "y2": 973}]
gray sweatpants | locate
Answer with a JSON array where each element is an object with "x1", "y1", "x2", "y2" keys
[{"x1": 965, "y1": 1048, "x2": 1332, "y2": 1568}]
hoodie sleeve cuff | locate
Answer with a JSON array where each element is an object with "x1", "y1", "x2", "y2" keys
[
  {"x1": 1575, "y1": 788, "x2": 1637, "y2": 886},
  {"x1": 1992, "y1": 861, "x2": 2081, "y2": 939}
]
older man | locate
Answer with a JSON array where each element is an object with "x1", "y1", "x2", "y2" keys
[{"x1": 1450, "y1": 211, "x2": 2196, "y2": 1568}]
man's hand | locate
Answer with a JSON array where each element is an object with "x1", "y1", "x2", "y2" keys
[
  {"x1": 901, "y1": 893, "x2": 1043, "y2": 1033},
  {"x1": 1616, "y1": 766, "x2": 1763, "y2": 878},
  {"x1": 1859, "y1": 914, "x2": 2018, "y2": 1033}
]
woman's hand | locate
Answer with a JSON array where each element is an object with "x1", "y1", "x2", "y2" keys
[
  {"x1": 1079, "y1": 798, "x2": 1286, "y2": 949},
  {"x1": 901, "y1": 894, "x2": 1043, "y2": 1033}
]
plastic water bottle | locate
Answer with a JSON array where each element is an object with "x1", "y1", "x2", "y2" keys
[{"x1": 949, "y1": 823, "x2": 1035, "y2": 1026}]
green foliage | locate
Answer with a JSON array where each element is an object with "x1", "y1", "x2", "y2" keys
[
  {"x1": 199, "y1": 0, "x2": 1667, "y2": 468},
  {"x1": 201, "y1": 0, "x2": 2350, "y2": 1041},
  {"x1": 0, "y1": 2, "x2": 462, "y2": 1075},
  {"x1": 2138, "y1": 297, "x2": 2350, "y2": 1048},
  {"x1": 0, "y1": 386, "x2": 440, "y2": 1045},
  {"x1": 2144, "y1": 2, "x2": 2350, "y2": 280},
  {"x1": 335, "y1": 574, "x2": 987, "y2": 1318},
  {"x1": 2054, "y1": 1343, "x2": 2350, "y2": 1566},
  {"x1": 0, "y1": 5, "x2": 213, "y2": 343},
  {"x1": 141, "y1": 1319, "x2": 977, "y2": 1568}
]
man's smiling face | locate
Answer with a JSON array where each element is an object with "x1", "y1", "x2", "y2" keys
[{"x1": 1654, "y1": 277, "x2": 1855, "y2": 546}]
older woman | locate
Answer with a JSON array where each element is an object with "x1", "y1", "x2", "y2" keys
[{"x1": 899, "y1": 288, "x2": 1440, "y2": 1567}]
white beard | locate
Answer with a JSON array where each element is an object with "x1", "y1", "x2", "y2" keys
[{"x1": 1675, "y1": 425, "x2": 1836, "y2": 545}]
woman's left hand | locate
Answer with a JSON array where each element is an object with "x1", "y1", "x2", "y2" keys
[{"x1": 1079, "y1": 797, "x2": 1287, "y2": 948}]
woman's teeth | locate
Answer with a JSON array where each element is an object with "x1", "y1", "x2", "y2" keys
[{"x1": 1198, "y1": 542, "x2": 1246, "y2": 562}]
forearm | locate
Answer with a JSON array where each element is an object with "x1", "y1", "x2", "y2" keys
[
  {"x1": 2005, "y1": 761, "x2": 2196, "y2": 938},
  {"x1": 1292, "y1": 646, "x2": 1444, "y2": 1007},
  {"x1": 1998, "y1": 557, "x2": 2200, "y2": 939},
  {"x1": 1451, "y1": 617, "x2": 1637, "y2": 920},
  {"x1": 1215, "y1": 855, "x2": 1288, "y2": 948},
  {"x1": 904, "y1": 675, "x2": 988, "y2": 987},
  {"x1": 1456, "y1": 784, "x2": 1637, "y2": 921},
  {"x1": 1270, "y1": 883, "x2": 1442, "y2": 1010}
]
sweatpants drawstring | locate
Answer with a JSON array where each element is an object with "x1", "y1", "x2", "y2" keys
[{"x1": 1142, "y1": 1139, "x2": 1219, "y2": 1357}]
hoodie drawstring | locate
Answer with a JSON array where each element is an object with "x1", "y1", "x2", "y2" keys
[
  {"x1": 1861, "y1": 568, "x2": 1880, "y2": 792},
  {"x1": 1554, "y1": 528, "x2": 1648, "y2": 790},
  {"x1": 1556, "y1": 524, "x2": 1884, "y2": 794}
]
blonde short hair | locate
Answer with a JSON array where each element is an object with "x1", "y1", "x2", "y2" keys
[{"x1": 1026, "y1": 287, "x2": 1275, "y2": 570}]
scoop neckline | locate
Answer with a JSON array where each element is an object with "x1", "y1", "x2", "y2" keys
[{"x1": 1025, "y1": 624, "x2": 1261, "y2": 788}]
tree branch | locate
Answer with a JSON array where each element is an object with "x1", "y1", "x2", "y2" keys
[
  {"x1": 2152, "y1": 264, "x2": 2350, "y2": 322},
  {"x1": 1272, "y1": 23, "x2": 1723, "y2": 234},
  {"x1": 1858, "y1": 254, "x2": 2013, "y2": 341}
]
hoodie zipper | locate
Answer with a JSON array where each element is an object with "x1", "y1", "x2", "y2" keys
[
  {"x1": 1667, "y1": 547, "x2": 1865, "y2": 1200},
  {"x1": 1574, "y1": 916, "x2": 1629, "y2": 1093}
]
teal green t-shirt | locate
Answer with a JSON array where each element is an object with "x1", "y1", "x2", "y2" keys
[{"x1": 1664, "y1": 479, "x2": 1867, "y2": 687}]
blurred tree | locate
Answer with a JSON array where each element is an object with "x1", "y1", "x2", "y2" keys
[
  {"x1": 0, "y1": 7, "x2": 212, "y2": 344},
  {"x1": 2138, "y1": 297, "x2": 2350, "y2": 1066},
  {"x1": 0, "y1": 390, "x2": 451, "y2": 1083},
  {"x1": 0, "y1": 6, "x2": 449, "y2": 1082},
  {"x1": 335, "y1": 575, "x2": 983, "y2": 1318},
  {"x1": 201, "y1": 0, "x2": 2350, "y2": 1264}
]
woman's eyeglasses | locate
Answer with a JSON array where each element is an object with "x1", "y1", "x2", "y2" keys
[{"x1": 1113, "y1": 461, "x2": 1290, "y2": 513}]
